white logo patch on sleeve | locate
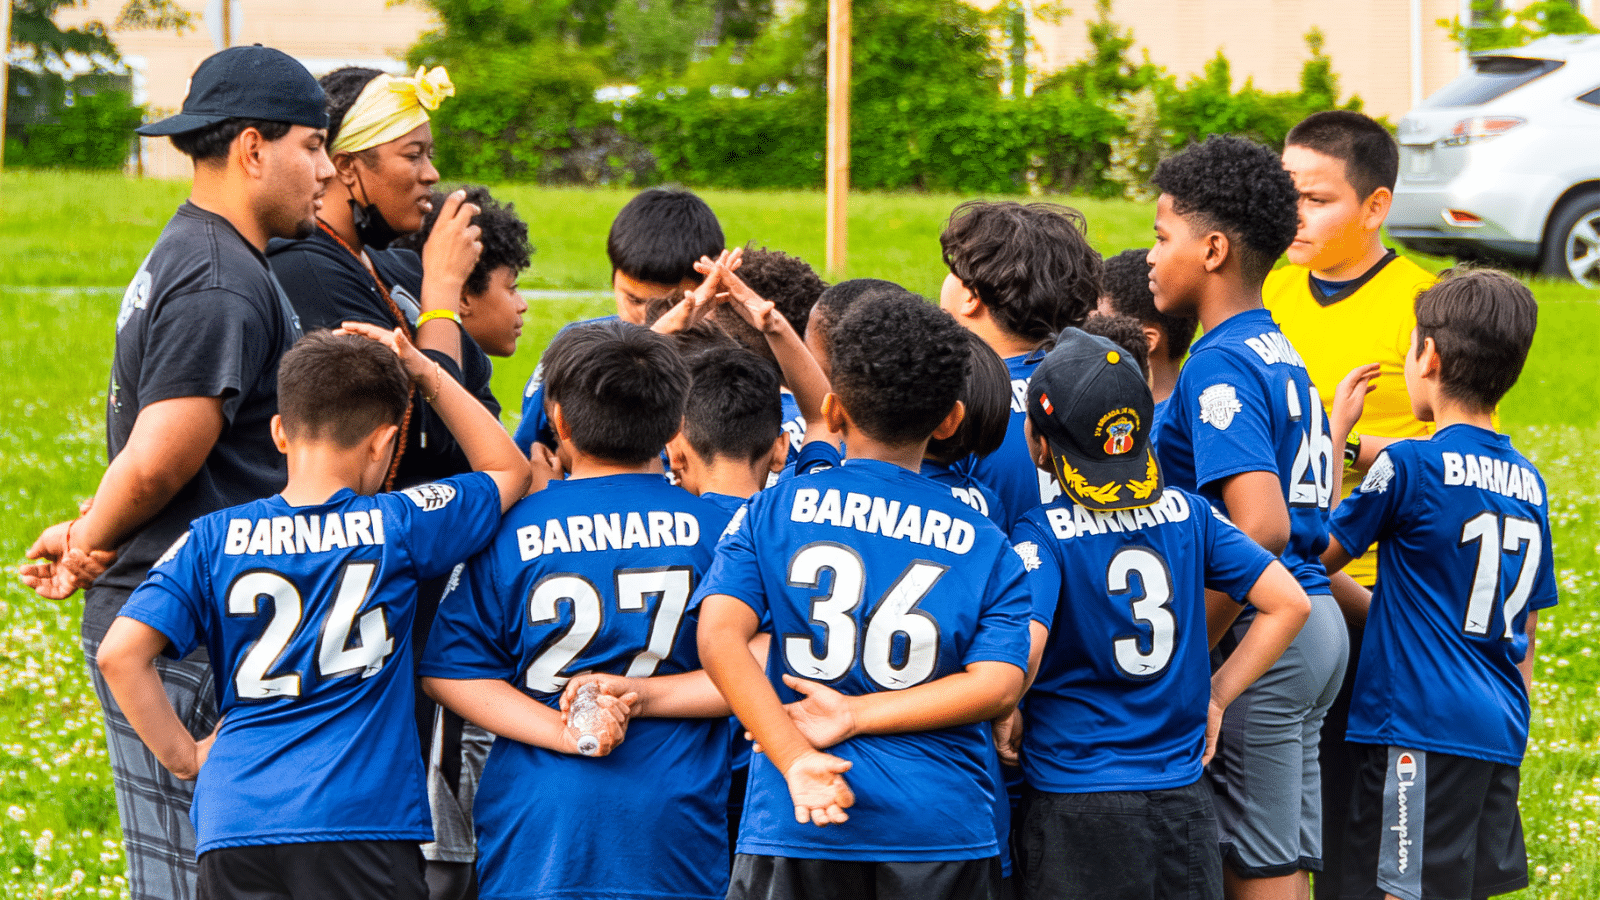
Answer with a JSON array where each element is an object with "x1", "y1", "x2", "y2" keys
[
  {"x1": 721, "y1": 505, "x2": 748, "y2": 540},
  {"x1": 155, "y1": 530, "x2": 190, "y2": 567},
  {"x1": 402, "y1": 483, "x2": 458, "y2": 511},
  {"x1": 1361, "y1": 451, "x2": 1396, "y2": 494},
  {"x1": 1198, "y1": 383, "x2": 1243, "y2": 431},
  {"x1": 1013, "y1": 541, "x2": 1042, "y2": 572}
]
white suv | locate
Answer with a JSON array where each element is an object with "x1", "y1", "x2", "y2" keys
[{"x1": 1390, "y1": 35, "x2": 1600, "y2": 285}]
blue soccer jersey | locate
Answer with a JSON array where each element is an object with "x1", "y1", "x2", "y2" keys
[
  {"x1": 420, "y1": 474, "x2": 735, "y2": 900},
  {"x1": 117, "y1": 473, "x2": 502, "y2": 854},
  {"x1": 696, "y1": 458, "x2": 1032, "y2": 862},
  {"x1": 965, "y1": 348, "x2": 1060, "y2": 520},
  {"x1": 1330, "y1": 425, "x2": 1558, "y2": 765},
  {"x1": 922, "y1": 459, "x2": 1010, "y2": 532},
  {"x1": 1011, "y1": 488, "x2": 1275, "y2": 793},
  {"x1": 1151, "y1": 308, "x2": 1334, "y2": 596},
  {"x1": 512, "y1": 315, "x2": 616, "y2": 453}
]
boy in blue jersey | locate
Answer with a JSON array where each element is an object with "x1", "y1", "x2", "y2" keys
[
  {"x1": 95, "y1": 326, "x2": 532, "y2": 900},
  {"x1": 514, "y1": 187, "x2": 725, "y2": 452},
  {"x1": 1098, "y1": 246, "x2": 1197, "y2": 412},
  {"x1": 1008, "y1": 327, "x2": 1312, "y2": 900},
  {"x1": 669, "y1": 347, "x2": 790, "y2": 513},
  {"x1": 1146, "y1": 135, "x2": 1350, "y2": 900},
  {"x1": 938, "y1": 201, "x2": 1103, "y2": 519},
  {"x1": 1321, "y1": 270, "x2": 1554, "y2": 900},
  {"x1": 697, "y1": 291, "x2": 1032, "y2": 900},
  {"x1": 421, "y1": 320, "x2": 739, "y2": 900}
]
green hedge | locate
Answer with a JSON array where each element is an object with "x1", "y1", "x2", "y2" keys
[{"x1": 6, "y1": 89, "x2": 142, "y2": 171}]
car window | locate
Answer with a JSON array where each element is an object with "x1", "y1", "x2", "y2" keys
[{"x1": 1422, "y1": 56, "x2": 1564, "y2": 108}]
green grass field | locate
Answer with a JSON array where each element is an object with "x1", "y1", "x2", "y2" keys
[{"x1": 1, "y1": 172, "x2": 1596, "y2": 898}]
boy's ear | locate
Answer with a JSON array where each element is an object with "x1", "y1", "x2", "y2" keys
[
  {"x1": 1202, "y1": 230, "x2": 1230, "y2": 274},
  {"x1": 1361, "y1": 186, "x2": 1393, "y2": 232},
  {"x1": 1417, "y1": 335, "x2": 1442, "y2": 380},
  {"x1": 270, "y1": 414, "x2": 290, "y2": 453},
  {"x1": 1029, "y1": 430, "x2": 1054, "y2": 470},
  {"x1": 665, "y1": 432, "x2": 693, "y2": 477},
  {"x1": 550, "y1": 403, "x2": 573, "y2": 446},
  {"x1": 1141, "y1": 323, "x2": 1164, "y2": 357},
  {"x1": 821, "y1": 392, "x2": 848, "y2": 434},
  {"x1": 367, "y1": 423, "x2": 401, "y2": 460},
  {"x1": 931, "y1": 400, "x2": 966, "y2": 442},
  {"x1": 767, "y1": 432, "x2": 790, "y2": 475}
]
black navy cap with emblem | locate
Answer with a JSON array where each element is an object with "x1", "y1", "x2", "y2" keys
[
  {"x1": 1025, "y1": 327, "x2": 1164, "y2": 511},
  {"x1": 137, "y1": 44, "x2": 328, "y2": 136}
]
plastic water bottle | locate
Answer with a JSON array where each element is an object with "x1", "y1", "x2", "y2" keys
[{"x1": 568, "y1": 682, "x2": 607, "y2": 756}]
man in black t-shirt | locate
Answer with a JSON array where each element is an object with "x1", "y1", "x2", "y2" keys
[{"x1": 19, "y1": 46, "x2": 333, "y2": 900}]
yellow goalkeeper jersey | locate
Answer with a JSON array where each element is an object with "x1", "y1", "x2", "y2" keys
[{"x1": 1264, "y1": 251, "x2": 1435, "y2": 586}]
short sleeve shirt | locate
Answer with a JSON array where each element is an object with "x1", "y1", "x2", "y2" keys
[
  {"x1": 1330, "y1": 426, "x2": 1557, "y2": 765},
  {"x1": 90, "y1": 203, "x2": 303, "y2": 637},
  {"x1": 117, "y1": 472, "x2": 502, "y2": 853},
  {"x1": 965, "y1": 348, "x2": 1059, "y2": 520},
  {"x1": 1151, "y1": 308, "x2": 1333, "y2": 596}
]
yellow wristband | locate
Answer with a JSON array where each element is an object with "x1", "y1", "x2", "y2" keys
[{"x1": 416, "y1": 309, "x2": 461, "y2": 328}]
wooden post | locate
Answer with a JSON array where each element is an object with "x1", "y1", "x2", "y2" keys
[
  {"x1": 221, "y1": 0, "x2": 233, "y2": 48},
  {"x1": 825, "y1": 0, "x2": 850, "y2": 276},
  {"x1": 0, "y1": 0, "x2": 11, "y2": 173}
]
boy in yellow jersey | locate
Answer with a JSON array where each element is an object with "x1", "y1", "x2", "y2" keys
[{"x1": 1264, "y1": 109, "x2": 1435, "y2": 900}]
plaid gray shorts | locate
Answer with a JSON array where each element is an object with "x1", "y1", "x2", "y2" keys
[{"x1": 82, "y1": 634, "x2": 218, "y2": 900}]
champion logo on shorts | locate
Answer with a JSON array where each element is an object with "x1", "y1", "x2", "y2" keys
[
  {"x1": 402, "y1": 483, "x2": 457, "y2": 511},
  {"x1": 1198, "y1": 384, "x2": 1242, "y2": 431},
  {"x1": 1361, "y1": 451, "x2": 1397, "y2": 494}
]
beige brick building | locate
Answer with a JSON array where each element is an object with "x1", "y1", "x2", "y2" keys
[{"x1": 54, "y1": 0, "x2": 437, "y2": 177}]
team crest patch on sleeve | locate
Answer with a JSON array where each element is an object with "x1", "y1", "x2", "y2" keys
[
  {"x1": 1361, "y1": 451, "x2": 1396, "y2": 494},
  {"x1": 523, "y1": 362, "x2": 545, "y2": 399},
  {"x1": 1198, "y1": 384, "x2": 1242, "y2": 431},
  {"x1": 402, "y1": 483, "x2": 458, "y2": 511},
  {"x1": 155, "y1": 531, "x2": 190, "y2": 567},
  {"x1": 1013, "y1": 541, "x2": 1042, "y2": 572}
]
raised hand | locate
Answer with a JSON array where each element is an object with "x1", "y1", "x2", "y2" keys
[{"x1": 420, "y1": 189, "x2": 482, "y2": 292}]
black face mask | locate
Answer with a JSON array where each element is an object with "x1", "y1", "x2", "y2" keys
[
  {"x1": 348, "y1": 166, "x2": 403, "y2": 251},
  {"x1": 349, "y1": 198, "x2": 402, "y2": 251}
]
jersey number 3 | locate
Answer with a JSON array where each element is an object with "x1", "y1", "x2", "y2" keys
[{"x1": 227, "y1": 563, "x2": 395, "y2": 700}]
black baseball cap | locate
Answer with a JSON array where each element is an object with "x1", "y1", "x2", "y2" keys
[
  {"x1": 1026, "y1": 327, "x2": 1163, "y2": 511},
  {"x1": 137, "y1": 45, "x2": 328, "y2": 136}
]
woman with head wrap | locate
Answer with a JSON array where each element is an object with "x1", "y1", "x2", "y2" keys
[{"x1": 266, "y1": 66, "x2": 511, "y2": 900}]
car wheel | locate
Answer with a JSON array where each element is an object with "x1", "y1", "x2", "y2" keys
[{"x1": 1541, "y1": 191, "x2": 1600, "y2": 286}]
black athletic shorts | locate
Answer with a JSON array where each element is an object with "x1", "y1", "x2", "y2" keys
[
  {"x1": 198, "y1": 840, "x2": 427, "y2": 900},
  {"x1": 1341, "y1": 745, "x2": 1528, "y2": 900},
  {"x1": 1015, "y1": 779, "x2": 1222, "y2": 900},
  {"x1": 729, "y1": 853, "x2": 1001, "y2": 900}
]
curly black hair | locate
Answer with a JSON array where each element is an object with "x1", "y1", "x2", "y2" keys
[
  {"x1": 829, "y1": 292, "x2": 971, "y2": 447},
  {"x1": 394, "y1": 186, "x2": 533, "y2": 296},
  {"x1": 807, "y1": 278, "x2": 905, "y2": 365},
  {"x1": 1151, "y1": 135, "x2": 1299, "y2": 284},
  {"x1": 318, "y1": 66, "x2": 385, "y2": 154},
  {"x1": 939, "y1": 201, "x2": 1102, "y2": 346},
  {"x1": 1100, "y1": 248, "x2": 1197, "y2": 359},
  {"x1": 731, "y1": 244, "x2": 828, "y2": 336},
  {"x1": 1082, "y1": 313, "x2": 1151, "y2": 382}
]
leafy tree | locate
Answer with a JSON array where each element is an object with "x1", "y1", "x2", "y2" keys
[
  {"x1": 1440, "y1": 0, "x2": 1596, "y2": 53},
  {"x1": 1036, "y1": 0, "x2": 1155, "y2": 98}
]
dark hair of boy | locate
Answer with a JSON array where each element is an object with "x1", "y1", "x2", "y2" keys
[
  {"x1": 683, "y1": 348, "x2": 784, "y2": 463},
  {"x1": 1150, "y1": 136, "x2": 1300, "y2": 285},
  {"x1": 940, "y1": 200, "x2": 1103, "y2": 345},
  {"x1": 830, "y1": 292, "x2": 972, "y2": 446},
  {"x1": 1101, "y1": 248, "x2": 1197, "y2": 358},
  {"x1": 926, "y1": 331, "x2": 1011, "y2": 465},
  {"x1": 1285, "y1": 110, "x2": 1400, "y2": 201},
  {"x1": 728, "y1": 245, "x2": 828, "y2": 336},
  {"x1": 806, "y1": 278, "x2": 905, "y2": 363},
  {"x1": 277, "y1": 331, "x2": 411, "y2": 447},
  {"x1": 541, "y1": 320, "x2": 691, "y2": 464},
  {"x1": 397, "y1": 187, "x2": 534, "y2": 295},
  {"x1": 606, "y1": 187, "x2": 725, "y2": 286},
  {"x1": 1082, "y1": 313, "x2": 1152, "y2": 382},
  {"x1": 170, "y1": 118, "x2": 293, "y2": 161},
  {"x1": 1414, "y1": 268, "x2": 1537, "y2": 410}
]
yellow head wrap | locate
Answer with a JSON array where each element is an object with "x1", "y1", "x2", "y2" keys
[{"x1": 331, "y1": 66, "x2": 454, "y2": 154}]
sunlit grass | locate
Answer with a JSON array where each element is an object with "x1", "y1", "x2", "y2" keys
[{"x1": 1, "y1": 175, "x2": 1596, "y2": 897}]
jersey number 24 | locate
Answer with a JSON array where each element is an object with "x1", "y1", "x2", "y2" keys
[{"x1": 227, "y1": 563, "x2": 395, "y2": 700}]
